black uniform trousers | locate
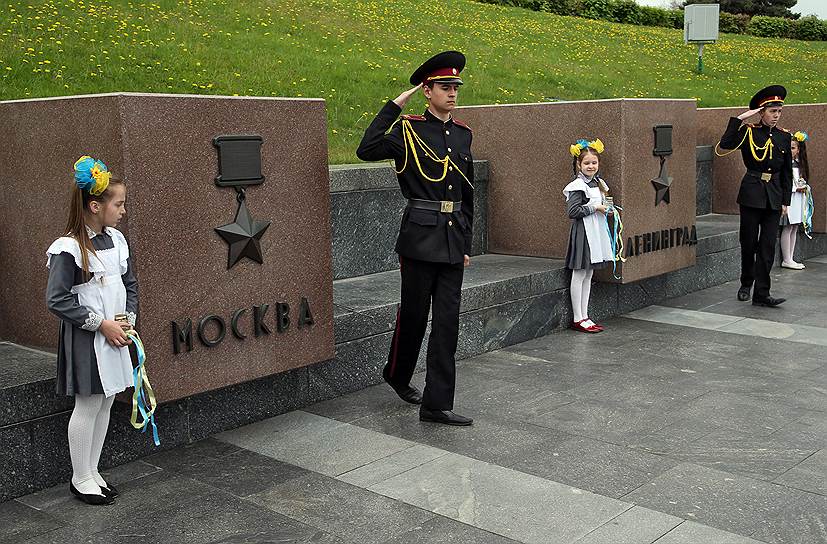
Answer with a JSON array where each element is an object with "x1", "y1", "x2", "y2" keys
[
  {"x1": 385, "y1": 256, "x2": 464, "y2": 411},
  {"x1": 739, "y1": 204, "x2": 781, "y2": 299}
]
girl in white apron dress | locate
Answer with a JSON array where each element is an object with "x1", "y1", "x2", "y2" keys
[
  {"x1": 779, "y1": 132, "x2": 811, "y2": 270},
  {"x1": 46, "y1": 156, "x2": 137, "y2": 505},
  {"x1": 564, "y1": 139, "x2": 614, "y2": 333}
]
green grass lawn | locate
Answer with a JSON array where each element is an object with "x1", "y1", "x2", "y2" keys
[{"x1": 2, "y1": 0, "x2": 826, "y2": 163}]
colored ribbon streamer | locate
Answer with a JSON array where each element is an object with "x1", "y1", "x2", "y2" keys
[
  {"x1": 803, "y1": 187, "x2": 814, "y2": 239},
  {"x1": 393, "y1": 119, "x2": 473, "y2": 189},
  {"x1": 127, "y1": 331, "x2": 160, "y2": 446},
  {"x1": 605, "y1": 206, "x2": 626, "y2": 280}
]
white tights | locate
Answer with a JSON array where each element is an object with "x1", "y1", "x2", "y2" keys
[
  {"x1": 570, "y1": 268, "x2": 594, "y2": 322},
  {"x1": 68, "y1": 394, "x2": 115, "y2": 495},
  {"x1": 780, "y1": 224, "x2": 798, "y2": 263}
]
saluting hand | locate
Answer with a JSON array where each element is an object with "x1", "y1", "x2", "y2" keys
[
  {"x1": 737, "y1": 108, "x2": 763, "y2": 121},
  {"x1": 393, "y1": 84, "x2": 423, "y2": 109}
]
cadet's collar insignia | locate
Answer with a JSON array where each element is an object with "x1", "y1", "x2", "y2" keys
[{"x1": 453, "y1": 119, "x2": 472, "y2": 131}]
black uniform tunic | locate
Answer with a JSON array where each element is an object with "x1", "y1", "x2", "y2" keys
[
  {"x1": 46, "y1": 230, "x2": 138, "y2": 396},
  {"x1": 719, "y1": 117, "x2": 793, "y2": 299},
  {"x1": 720, "y1": 117, "x2": 793, "y2": 210},
  {"x1": 357, "y1": 100, "x2": 473, "y2": 410},
  {"x1": 357, "y1": 100, "x2": 474, "y2": 263}
]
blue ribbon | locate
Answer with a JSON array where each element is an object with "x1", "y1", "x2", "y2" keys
[
  {"x1": 128, "y1": 332, "x2": 160, "y2": 446},
  {"x1": 604, "y1": 205, "x2": 624, "y2": 280},
  {"x1": 803, "y1": 187, "x2": 814, "y2": 240}
]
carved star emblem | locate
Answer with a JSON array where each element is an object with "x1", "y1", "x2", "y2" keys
[
  {"x1": 215, "y1": 199, "x2": 271, "y2": 268},
  {"x1": 651, "y1": 160, "x2": 673, "y2": 206}
]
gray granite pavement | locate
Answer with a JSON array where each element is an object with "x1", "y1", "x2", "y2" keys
[{"x1": 4, "y1": 257, "x2": 826, "y2": 544}]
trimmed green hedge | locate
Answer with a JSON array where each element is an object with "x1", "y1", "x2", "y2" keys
[
  {"x1": 719, "y1": 11, "x2": 750, "y2": 34},
  {"x1": 788, "y1": 15, "x2": 827, "y2": 41},
  {"x1": 747, "y1": 15, "x2": 793, "y2": 38},
  {"x1": 475, "y1": 0, "x2": 825, "y2": 40}
]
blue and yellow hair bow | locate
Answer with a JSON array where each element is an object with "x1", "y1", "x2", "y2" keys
[
  {"x1": 793, "y1": 131, "x2": 809, "y2": 143},
  {"x1": 73, "y1": 155, "x2": 111, "y2": 196},
  {"x1": 570, "y1": 138, "x2": 605, "y2": 157}
]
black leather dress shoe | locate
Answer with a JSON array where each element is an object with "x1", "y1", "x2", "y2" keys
[
  {"x1": 419, "y1": 407, "x2": 473, "y2": 426},
  {"x1": 101, "y1": 484, "x2": 119, "y2": 498},
  {"x1": 70, "y1": 483, "x2": 115, "y2": 505},
  {"x1": 737, "y1": 286, "x2": 751, "y2": 301},
  {"x1": 382, "y1": 366, "x2": 422, "y2": 404},
  {"x1": 752, "y1": 296, "x2": 786, "y2": 307}
]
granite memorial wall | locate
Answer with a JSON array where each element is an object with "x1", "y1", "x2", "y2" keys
[
  {"x1": 0, "y1": 93, "x2": 335, "y2": 402},
  {"x1": 457, "y1": 99, "x2": 698, "y2": 283}
]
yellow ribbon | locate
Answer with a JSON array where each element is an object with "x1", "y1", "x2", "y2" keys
[{"x1": 127, "y1": 331, "x2": 160, "y2": 445}]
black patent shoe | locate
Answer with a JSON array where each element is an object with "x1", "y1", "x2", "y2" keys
[
  {"x1": 382, "y1": 366, "x2": 423, "y2": 404},
  {"x1": 70, "y1": 483, "x2": 115, "y2": 505},
  {"x1": 419, "y1": 407, "x2": 473, "y2": 426},
  {"x1": 101, "y1": 484, "x2": 119, "y2": 498},
  {"x1": 737, "y1": 286, "x2": 751, "y2": 301},
  {"x1": 752, "y1": 296, "x2": 786, "y2": 307}
]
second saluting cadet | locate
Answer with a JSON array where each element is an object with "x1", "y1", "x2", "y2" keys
[
  {"x1": 357, "y1": 51, "x2": 474, "y2": 426},
  {"x1": 717, "y1": 85, "x2": 793, "y2": 307}
]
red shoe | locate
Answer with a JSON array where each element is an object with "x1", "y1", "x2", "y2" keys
[
  {"x1": 571, "y1": 320, "x2": 600, "y2": 333},
  {"x1": 584, "y1": 319, "x2": 604, "y2": 332}
]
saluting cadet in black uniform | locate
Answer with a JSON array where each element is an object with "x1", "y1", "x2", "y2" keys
[
  {"x1": 356, "y1": 51, "x2": 474, "y2": 426},
  {"x1": 718, "y1": 85, "x2": 792, "y2": 307}
]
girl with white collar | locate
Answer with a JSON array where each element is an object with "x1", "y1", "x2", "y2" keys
[
  {"x1": 779, "y1": 131, "x2": 812, "y2": 269},
  {"x1": 563, "y1": 139, "x2": 614, "y2": 333},
  {"x1": 46, "y1": 156, "x2": 138, "y2": 505}
]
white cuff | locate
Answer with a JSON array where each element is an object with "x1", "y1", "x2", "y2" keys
[{"x1": 81, "y1": 312, "x2": 104, "y2": 331}]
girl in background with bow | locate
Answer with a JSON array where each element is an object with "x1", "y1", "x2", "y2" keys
[
  {"x1": 563, "y1": 139, "x2": 614, "y2": 333},
  {"x1": 779, "y1": 131, "x2": 813, "y2": 269}
]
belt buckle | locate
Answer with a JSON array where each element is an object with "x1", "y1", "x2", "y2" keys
[
  {"x1": 440, "y1": 201, "x2": 454, "y2": 213},
  {"x1": 760, "y1": 172, "x2": 772, "y2": 182}
]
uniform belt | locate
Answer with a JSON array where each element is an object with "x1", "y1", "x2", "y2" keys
[
  {"x1": 747, "y1": 170, "x2": 779, "y2": 182},
  {"x1": 408, "y1": 199, "x2": 462, "y2": 213}
]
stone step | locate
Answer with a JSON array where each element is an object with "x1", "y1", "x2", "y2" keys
[
  {"x1": 334, "y1": 213, "x2": 743, "y2": 346},
  {"x1": 0, "y1": 343, "x2": 70, "y2": 428},
  {"x1": 334, "y1": 254, "x2": 567, "y2": 345}
]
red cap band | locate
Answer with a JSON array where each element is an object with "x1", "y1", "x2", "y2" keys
[
  {"x1": 759, "y1": 96, "x2": 784, "y2": 107},
  {"x1": 425, "y1": 66, "x2": 461, "y2": 83}
]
